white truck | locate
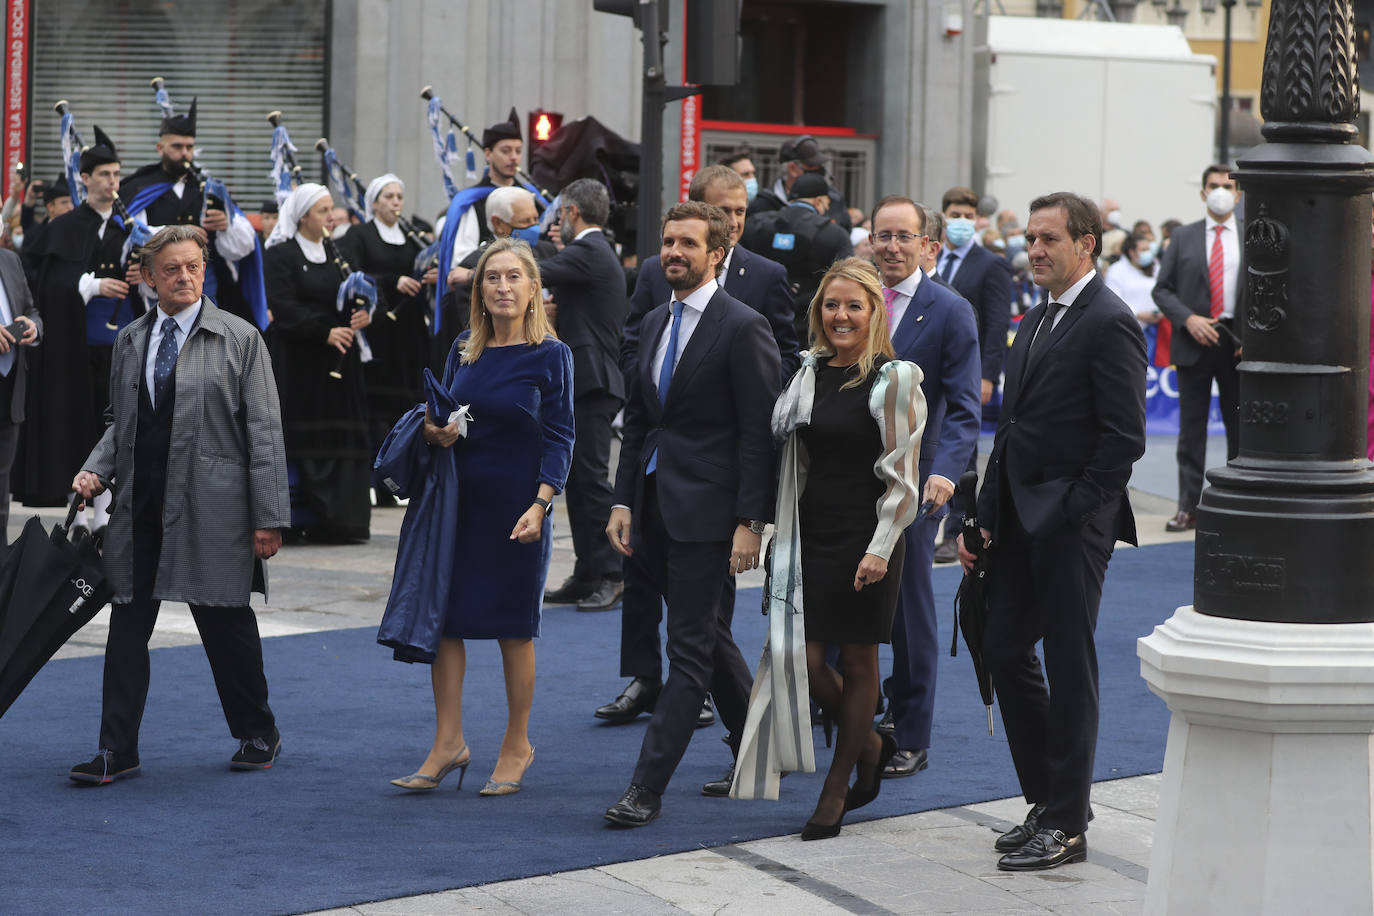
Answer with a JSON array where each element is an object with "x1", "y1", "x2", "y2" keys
[{"x1": 972, "y1": 15, "x2": 1218, "y2": 230}]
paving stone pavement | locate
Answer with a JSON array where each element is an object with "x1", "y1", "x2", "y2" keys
[{"x1": 20, "y1": 433, "x2": 1205, "y2": 914}]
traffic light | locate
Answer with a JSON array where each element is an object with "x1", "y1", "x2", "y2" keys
[{"x1": 528, "y1": 110, "x2": 564, "y2": 148}]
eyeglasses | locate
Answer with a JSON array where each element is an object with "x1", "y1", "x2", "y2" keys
[{"x1": 872, "y1": 231, "x2": 925, "y2": 245}]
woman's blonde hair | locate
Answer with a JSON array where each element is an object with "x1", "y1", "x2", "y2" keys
[
  {"x1": 806, "y1": 256, "x2": 895, "y2": 389},
  {"x1": 461, "y1": 237, "x2": 557, "y2": 364}
]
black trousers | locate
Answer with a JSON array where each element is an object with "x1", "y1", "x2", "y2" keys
[
  {"x1": 1175, "y1": 334, "x2": 1240, "y2": 513},
  {"x1": 982, "y1": 493, "x2": 1119, "y2": 836},
  {"x1": 620, "y1": 573, "x2": 735, "y2": 682},
  {"x1": 565, "y1": 390, "x2": 623, "y2": 582},
  {"x1": 98, "y1": 512, "x2": 275, "y2": 758},
  {"x1": 626, "y1": 479, "x2": 752, "y2": 795}
]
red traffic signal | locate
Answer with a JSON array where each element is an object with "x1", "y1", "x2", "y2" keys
[{"x1": 529, "y1": 110, "x2": 564, "y2": 146}]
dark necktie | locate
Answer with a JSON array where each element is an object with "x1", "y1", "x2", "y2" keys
[
  {"x1": 153, "y1": 316, "x2": 179, "y2": 406},
  {"x1": 941, "y1": 252, "x2": 959, "y2": 283},
  {"x1": 1023, "y1": 300, "x2": 1064, "y2": 380},
  {"x1": 646, "y1": 300, "x2": 685, "y2": 474}
]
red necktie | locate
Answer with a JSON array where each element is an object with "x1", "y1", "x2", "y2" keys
[
  {"x1": 882, "y1": 287, "x2": 898, "y2": 330},
  {"x1": 1209, "y1": 225, "x2": 1226, "y2": 319}
]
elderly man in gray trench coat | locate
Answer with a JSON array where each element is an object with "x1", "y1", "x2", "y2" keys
[{"x1": 68, "y1": 224, "x2": 291, "y2": 785}]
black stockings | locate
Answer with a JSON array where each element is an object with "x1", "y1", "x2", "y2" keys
[{"x1": 805, "y1": 641, "x2": 881, "y2": 826}]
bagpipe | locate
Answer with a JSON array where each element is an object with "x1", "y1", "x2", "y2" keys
[
  {"x1": 53, "y1": 100, "x2": 85, "y2": 206},
  {"x1": 314, "y1": 138, "x2": 438, "y2": 321},
  {"x1": 267, "y1": 111, "x2": 377, "y2": 377},
  {"x1": 54, "y1": 100, "x2": 147, "y2": 332},
  {"x1": 107, "y1": 193, "x2": 154, "y2": 330},
  {"x1": 420, "y1": 86, "x2": 553, "y2": 203},
  {"x1": 266, "y1": 110, "x2": 303, "y2": 205},
  {"x1": 323, "y1": 235, "x2": 376, "y2": 380},
  {"x1": 420, "y1": 86, "x2": 554, "y2": 329}
]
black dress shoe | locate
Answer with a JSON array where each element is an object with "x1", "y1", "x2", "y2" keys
[
  {"x1": 545, "y1": 575, "x2": 598, "y2": 604},
  {"x1": 994, "y1": 802, "x2": 1048, "y2": 851},
  {"x1": 1165, "y1": 510, "x2": 1196, "y2": 532},
  {"x1": 696, "y1": 696, "x2": 716, "y2": 729},
  {"x1": 594, "y1": 677, "x2": 661, "y2": 722},
  {"x1": 604, "y1": 784, "x2": 661, "y2": 827},
  {"x1": 576, "y1": 579, "x2": 624, "y2": 611},
  {"x1": 933, "y1": 538, "x2": 960, "y2": 564},
  {"x1": 701, "y1": 761, "x2": 734, "y2": 797},
  {"x1": 881, "y1": 747, "x2": 929, "y2": 778},
  {"x1": 845, "y1": 731, "x2": 898, "y2": 812},
  {"x1": 997, "y1": 828, "x2": 1087, "y2": 871},
  {"x1": 70, "y1": 749, "x2": 140, "y2": 785},
  {"x1": 875, "y1": 708, "x2": 895, "y2": 736},
  {"x1": 230, "y1": 727, "x2": 282, "y2": 770}
]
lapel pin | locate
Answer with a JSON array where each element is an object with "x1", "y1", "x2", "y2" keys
[
  {"x1": 738, "y1": 266, "x2": 744, "y2": 276},
  {"x1": 916, "y1": 315, "x2": 924, "y2": 322}
]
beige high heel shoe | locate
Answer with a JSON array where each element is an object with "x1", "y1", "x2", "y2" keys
[
  {"x1": 390, "y1": 745, "x2": 471, "y2": 791},
  {"x1": 478, "y1": 745, "x2": 535, "y2": 796}
]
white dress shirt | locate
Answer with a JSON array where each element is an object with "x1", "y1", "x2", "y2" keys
[
  {"x1": 885, "y1": 268, "x2": 924, "y2": 333},
  {"x1": 651, "y1": 277, "x2": 717, "y2": 392},
  {"x1": 1030, "y1": 268, "x2": 1097, "y2": 349},
  {"x1": 144, "y1": 300, "x2": 202, "y2": 408},
  {"x1": 1205, "y1": 213, "x2": 1240, "y2": 319},
  {"x1": 77, "y1": 206, "x2": 116, "y2": 305}
]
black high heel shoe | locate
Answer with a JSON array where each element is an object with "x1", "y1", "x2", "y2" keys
[
  {"x1": 844, "y1": 731, "x2": 897, "y2": 812},
  {"x1": 802, "y1": 809, "x2": 845, "y2": 841}
]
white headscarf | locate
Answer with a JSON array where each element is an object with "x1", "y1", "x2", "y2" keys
[
  {"x1": 365, "y1": 174, "x2": 404, "y2": 222},
  {"x1": 265, "y1": 182, "x2": 332, "y2": 249}
]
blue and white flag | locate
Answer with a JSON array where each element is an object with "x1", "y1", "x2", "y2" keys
[
  {"x1": 426, "y1": 95, "x2": 462, "y2": 201},
  {"x1": 338, "y1": 271, "x2": 378, "y2": 363}
]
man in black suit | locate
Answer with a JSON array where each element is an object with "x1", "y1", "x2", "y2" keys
[
  {"x1": 1152, "y1": 164, "x2": 1244, "y2": 532},
  {"x1": 602, "y1": 201, "x2": 780, "y2": 827},
  {"x1": 961, "y1": 192, "x2": 1146, "y2": 870},
  {"x1": 596, "y1": 165, "x2": 797, "y2": 749},
  {"x1": 0, "y1": 247, "x2": 42, "y2": 534},
  {"x1": 934, "y1": 186, "x2": 1012, "y2": 563},
  {"x1": 537, "y1": 179, "x2": 630, "y2": 611}
]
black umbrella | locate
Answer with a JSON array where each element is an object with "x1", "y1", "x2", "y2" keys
[
  {"x1": 949, "y1": 470, "x2": 996, "y2": 735},
  {"x1": 0, "y1": 500, "x2": 114, "y2": 718}
]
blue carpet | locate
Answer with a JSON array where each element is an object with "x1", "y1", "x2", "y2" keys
[{"x1": 0, "y1": 542, "x2": 1192, "y2": 915}]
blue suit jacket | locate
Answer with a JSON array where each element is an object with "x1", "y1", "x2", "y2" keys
[
  {"x1": 621, "y1": 244, "x2": 800, "y2": 383},
  {"x1": 614, "y1": 286, "x2": 780, "y2": 543},
  {"x1": 890, "y1": 273, "x2": 983, "y2": 485},
  {"x1": 946, "y1": 242, "x2": 1013, "y2": 384}
]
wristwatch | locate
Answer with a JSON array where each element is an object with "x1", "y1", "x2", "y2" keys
[
  {"x1": 739, "y1": 518, "x2": 767, "y2": 535},
  {"x1": 533, "y1": 497, "x2": 552, "y2": 515}
]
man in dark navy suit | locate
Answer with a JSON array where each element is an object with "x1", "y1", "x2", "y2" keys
[
  {"x1": 871, "y1": 196, "x2": 982, "y2": 779},
  {"x1": 595, "y1": 165, "x2": 797, "y2": 751},
  {"x1": 537, "y1": 179, "x2": 630, "y2": 612},
  {"x1": 962, "y1": 192, "x2": 1146, "y2": 871},
  {"x1": 934, "y1": 186, "x2": 1012, "y2": 563},
  {"x1": 602, "y1": 201, "x2": 779, "y2": 827}
]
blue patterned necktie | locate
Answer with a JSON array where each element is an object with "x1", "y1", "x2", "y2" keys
[
  {"x1": 646, "y1": 300, "x2": 685, "y2": 474},
  {"x1": 153, "y1": 316, "x2": 179, "y2": 406}
]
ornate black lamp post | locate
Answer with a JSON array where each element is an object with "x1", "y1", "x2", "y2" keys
[{"x1": 1193, "y1": 0, "x2": 1374, "y2": 623}]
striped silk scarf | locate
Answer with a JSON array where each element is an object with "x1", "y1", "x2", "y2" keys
[{"x1": 732, "y1": 354, "x2": 928, "y2": 800}]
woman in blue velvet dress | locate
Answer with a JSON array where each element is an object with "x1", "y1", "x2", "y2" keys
[{"x1": 390, "y1": 237, "x2": 574, "y2": 797}]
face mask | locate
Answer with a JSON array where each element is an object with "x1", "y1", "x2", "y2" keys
[
  {"x1": 1006, "y1": 234, "x2": 1027, "y2": 253},
  {"x1": 1206, "y1": 187, "x2": 1235, "y2": 217},
  {"x1": 1137, "y1": 249, "x2": 1155, "y2": 268},
  {"x1": 744, "y1": 177, "x2": 759, "y2": 202},
  {"x1": 945, "y1": 217, "x2": 976, "y2": 247},
  {"x1": 510, "y1": 224, "x2": 541, "y2": 245},
  {"x1": 1107, "y1": 209, "x2": 1123, "y2": 227}
]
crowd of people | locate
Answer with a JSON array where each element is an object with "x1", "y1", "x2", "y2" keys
[{"x1": 3, "y1": 95, "x2": 1351, "y2": 873}]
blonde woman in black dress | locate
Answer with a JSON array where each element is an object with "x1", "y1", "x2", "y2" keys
[{"x1": 775, "y1": 258, "x2": 927, "y2": 840}]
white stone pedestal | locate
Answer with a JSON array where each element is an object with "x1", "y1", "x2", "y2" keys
[{"x1": 1138, "y1": 606, "x2": 1374, "y2": 916}]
